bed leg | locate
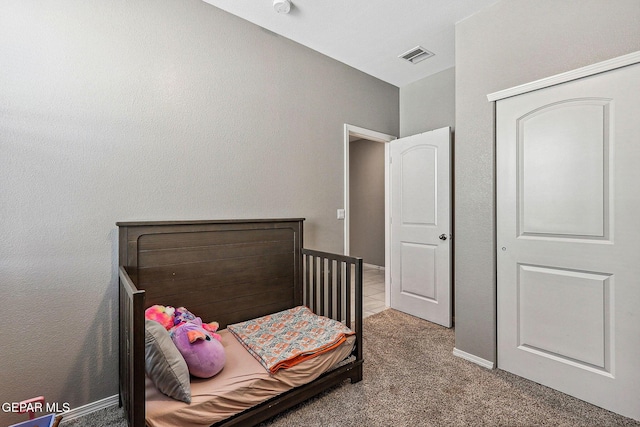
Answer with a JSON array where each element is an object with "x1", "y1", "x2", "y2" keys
[{"x1": 350, "y1": 364, "x2": 363, "y2": 383}]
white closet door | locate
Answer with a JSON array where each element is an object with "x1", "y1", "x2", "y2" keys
[{"x1": 497, "y1": 60, "x2": 640, "y2": 421}]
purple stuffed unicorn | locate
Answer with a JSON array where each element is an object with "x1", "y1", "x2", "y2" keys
[{"x1": 170, "y1": 309, "x2": 226, "y2": 378}]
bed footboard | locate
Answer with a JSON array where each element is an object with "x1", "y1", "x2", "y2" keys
[
  {"x1": 119, "y1": 266, "x2": 145, "y2": 427},
  {"x1": 302, "y1": 248, "x2": 363, "y2": 380},
  {"x1": 215, "y1": 249, "x2": 363, "y2": 426}
]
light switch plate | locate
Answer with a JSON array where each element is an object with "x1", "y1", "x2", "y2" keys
[{"x1": 337, "y1": 209, "x2": 345, "y2": 220}]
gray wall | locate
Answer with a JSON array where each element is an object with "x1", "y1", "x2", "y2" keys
[
  {"x1": 349, "y1": 139, "x2": 385, "y2": 266},
  {"x1": 399, "y1": 66, "x2": 455, "y2": 137},
  {"x1": 454, "y1": 0, "x2": 640, "y2": 363},
  {"x1": 0, "y1": 0, "x2": 398, "y2": 423}
]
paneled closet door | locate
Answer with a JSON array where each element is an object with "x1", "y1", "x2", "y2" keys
[{"x1": 496, "y1": 59, "x2": 640, "y2": 421}]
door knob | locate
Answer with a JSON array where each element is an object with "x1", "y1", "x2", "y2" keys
[{"x1": 439, "y1": 234, "x2": 447, "y2": 241}]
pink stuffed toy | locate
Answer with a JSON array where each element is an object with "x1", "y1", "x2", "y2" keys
[
  {"x1": 144, "y1": 305, "x2": 175, "y2": 330},
  {"x1": 171, "y1": 317, "x2": 226, "y2": 378}
]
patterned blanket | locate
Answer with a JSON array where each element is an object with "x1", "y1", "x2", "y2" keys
[{"x1": 227, "y1": 306, "x2": 354, "y2": 374}]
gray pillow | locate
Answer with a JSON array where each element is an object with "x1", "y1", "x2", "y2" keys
[{"x1": 144, "y1": 319, "x2": 191, "y2": 403}]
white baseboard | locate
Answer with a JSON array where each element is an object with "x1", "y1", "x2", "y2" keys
[
  {"x1": 59, "y1": 394, "x2": 119, "y2": 425},
  {"x1": 363, "y1": 263, "x2": 384, "y2": 270},
  {"x1": 453, "y1": 348, "x2": 495, "y2": 369}
]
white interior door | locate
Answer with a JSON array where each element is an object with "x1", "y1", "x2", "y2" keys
[
  {"x1": 497, "y1": 60, "x2": 640, "y2": 421},
  {"x1": 390, "y1": 127, "x2": 451, "y2": 327}
]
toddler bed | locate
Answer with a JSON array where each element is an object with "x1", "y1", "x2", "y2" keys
[{"x1": 118, "y1": 218, "x2": 363, "y2": 426}]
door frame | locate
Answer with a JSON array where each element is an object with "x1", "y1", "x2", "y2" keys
[
  {"x1": 343, "y1": 124, "x2": 396, "y2": 306},
  {"x1": 487, "y1": 50, "x2": 640, "y2": 102}
]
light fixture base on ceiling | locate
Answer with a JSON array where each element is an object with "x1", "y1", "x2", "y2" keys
[{"x1": 273, "y1": 0, "x2": 291, "y2": 14}]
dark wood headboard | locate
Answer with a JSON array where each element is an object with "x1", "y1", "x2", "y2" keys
[{"x1": 117, "y1": 218, "x2": 304, "y2": 328}]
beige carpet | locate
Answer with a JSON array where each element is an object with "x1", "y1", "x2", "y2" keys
[
  {"x1": 259, "y1": 309, "x2": 640, "y2": 427},
  {"x1": 67, "y1": 309, "x2": 640, "y2": 426}
]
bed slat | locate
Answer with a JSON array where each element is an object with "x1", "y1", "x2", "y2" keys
[
  {"x1": 301, "y1": 249, "x2": 362, "y2": 327},
  {"x1": 346, "y1": 262, "x2": 352, "y2": 329},
  {"x1": 336, "y1": 261, "x2": 343, "y2": 323},
  {"x1": 305, "y1": 254, "x2": 311, "y2": 308}
]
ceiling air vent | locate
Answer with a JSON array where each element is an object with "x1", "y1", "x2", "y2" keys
[{"x1": 399, "y1": 46, "x2": 434, "y2": 64}]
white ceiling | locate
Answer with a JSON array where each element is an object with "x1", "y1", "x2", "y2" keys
[{"x1": 202, "y1": 0, "x2": 498, "y2": 87}]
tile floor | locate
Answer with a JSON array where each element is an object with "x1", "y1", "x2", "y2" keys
[{"x1": 362, "y1": 264, "x2": 387, "y2": 318}]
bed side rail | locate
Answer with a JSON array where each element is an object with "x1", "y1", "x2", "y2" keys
[
  {"x1": 119, "y1": 266, "x2": 145, "y2": 427},
  {"x1": 301, "y1": 249, "x2": 363, "y2": 363}
]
